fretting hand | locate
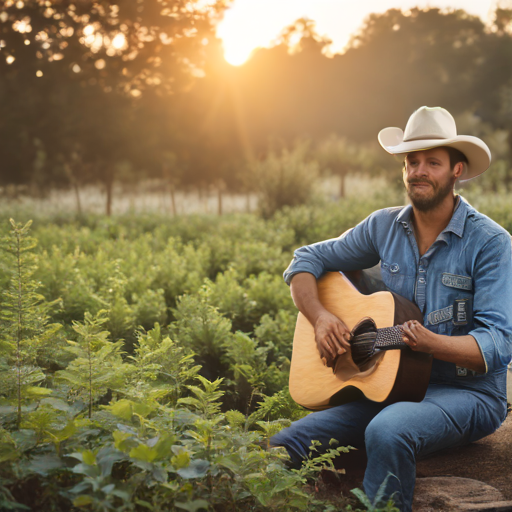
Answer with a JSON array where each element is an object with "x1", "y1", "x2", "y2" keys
[{"x1": 401, "y1": 320, "x2": 438, "y2": 354}]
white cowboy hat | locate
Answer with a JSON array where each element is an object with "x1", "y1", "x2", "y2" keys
[{"x1": 378, "y1": 106, "x2": 491, "y2": 181}]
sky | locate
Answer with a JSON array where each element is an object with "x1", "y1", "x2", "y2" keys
[{"x1": 217, "y1": 0, "x2": 498, "y2": 65}]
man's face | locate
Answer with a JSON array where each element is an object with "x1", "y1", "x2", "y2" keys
[{"x1": 403, "y1": 148, "x2": 458, "y2": 212}]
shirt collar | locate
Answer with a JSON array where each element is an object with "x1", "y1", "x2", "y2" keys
[{"x1": 395, "y1": 195, "x2": 468, "y2": 238}]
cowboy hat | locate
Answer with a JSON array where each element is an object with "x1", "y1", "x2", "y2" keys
[{"x1": 378, "y1": 106, "x2": 491, "y2": 181}]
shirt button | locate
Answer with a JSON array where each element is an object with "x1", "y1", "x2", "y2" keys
[
  {"x1": 390, "y1": 264, "x2": 400, "y2": 273},
  {"x1": 418, "y1": 278, "x2": 426, "y2": 284}
]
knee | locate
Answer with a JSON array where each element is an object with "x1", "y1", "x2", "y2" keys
[
  {"x1": 269, "y1": 426, "x2": 292, "y2": 447},
  {"x1": 365, "y1": 406, "x2": 415, "y2": 453},
  {"x1": 269, "y1": 423, "x2": 313, "y2": 467}
]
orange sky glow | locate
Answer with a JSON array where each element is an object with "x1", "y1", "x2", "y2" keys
[{"x1": 217, "y1": 0, "x2": 499, "y2": 66}]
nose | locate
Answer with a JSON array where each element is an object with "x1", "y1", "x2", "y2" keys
[{"x1": 408, "y1": 160, "x2": 428, "y2": 178}]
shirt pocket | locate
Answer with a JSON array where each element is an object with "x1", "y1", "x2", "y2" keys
[
  {"x1": 430, "y1": 271, "x2": 474, "y2": 335},
  {"x1": 381, "y1": 260, "x2": 415, "y2": 297}
]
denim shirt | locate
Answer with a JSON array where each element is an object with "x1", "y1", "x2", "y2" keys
[{"x1": 284, "y1": 197, "x2": 512, "y2": 405}]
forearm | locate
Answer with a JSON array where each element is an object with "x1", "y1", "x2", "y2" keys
[
  {"x1": 289, "y1": 272, "x2": 328, "y2": 326},
  {"x1": 431, "y1": 334, "x2": 486, "y2": 373},
  {"x1": 402, "y1": 321, "x2": 486, "y2": 373}
]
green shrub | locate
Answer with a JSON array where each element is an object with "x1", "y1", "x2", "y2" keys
[
  {"x1": 249, "y1": 142, "x2": 322, "y2": 218},
  {"x1": 254, "y1": 309, "x2": 298, "y2": 362},
  {"x1": 170, "y1": 287, "x2": 234, "y2": 381},
  {"x1": 0, "y1": 203, "x2": 424, "y2": 511}
]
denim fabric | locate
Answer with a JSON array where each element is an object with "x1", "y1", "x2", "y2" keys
[
  {"x1": 270, "y1": 385, "x2": 506, "y2": 512},
  {"x1": 279, "y1": 196, "x2": 512, "y2": 510},
  {"x1": 283, "y1": 196, "x2": 512, "y2": 400}
]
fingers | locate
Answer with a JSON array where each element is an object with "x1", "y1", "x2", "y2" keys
[
  {"x1": 317, "y1": 336, "x2": 335, "y2": 363},
  {"x1": 325, "y1": 334, "x2": 337, "y2": 359},
  {"x1": 315, "y1": 314, "x2": 351, "y2": 361},
  {"x1": 333, "y1": 322, "x2": 351, "y2": 351},
  {"x1": 317, "y1": 332, "x2": 349, "y2": 366},
  {"x1": 401, "y1": 320, "x2": 422, "y2": 349},
  {"x1": 327, "y1": 332, "x2": 347, "y2": 356},
  {"x1": 402, "y1": 321, "x2": 417, "y2": 341}
]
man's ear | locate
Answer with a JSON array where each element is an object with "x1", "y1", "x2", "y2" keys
[{"x1": 453, "y1": 162, "x2": 465, "y2": 179}]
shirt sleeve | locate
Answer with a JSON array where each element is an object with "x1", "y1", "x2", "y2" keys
[
  {"x1": 469, "y1": 233, "x2": 512, "y2": 374},
  {"x1": 283, "y1": 212, "x2": 381, "y2": 285}
]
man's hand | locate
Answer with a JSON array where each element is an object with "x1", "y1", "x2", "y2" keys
[
  {"x1": 401, "y1": 319, "x2": 486, "y2": 373},
  {"x1": 289, "y1": 272, "x2": 352, "y2": 367},
  {"x1": 401, "y1": 320, "x2": 437, "y2": 354},
  {"x1": 314, "y1": 311, "x2": 352, "y2": 367}
]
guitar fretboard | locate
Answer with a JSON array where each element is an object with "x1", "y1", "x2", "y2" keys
[{"x1": 375, "y1": 325, "x2": 407, "y2": 350}]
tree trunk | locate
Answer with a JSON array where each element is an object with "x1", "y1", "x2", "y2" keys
[
  {"x1": 506, "y1": 126, "x2": 512, "y2": 190},
  {"x1": 73, "y1": 181, "x2": 82, "y2": 215},
  {"x1": 217, "y1": 180, "x2": 225, "y2": 215},
  {"x1": 202, "y1": 186, "x2": 208, "y2": 213},
  {"x1": 339, "y1": 173, "x2": 346, "y2": 199},
  {"x1": 105, "y1": 176, "x2": 114, "y2": 216},
  {"x1": 170, "y1": 182, "x2": 177, "y2": 216},
  {"x1": 63, "y1": 163, "x2": 82, "y2": 215}
]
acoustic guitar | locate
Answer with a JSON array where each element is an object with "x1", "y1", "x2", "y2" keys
[{"x1": 289, "y1": 269, "x2": 433, "y2": 411}]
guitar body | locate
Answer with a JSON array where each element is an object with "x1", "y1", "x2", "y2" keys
[{"x1": 289, "y1": 271, "x2": 433, "y2": 410}]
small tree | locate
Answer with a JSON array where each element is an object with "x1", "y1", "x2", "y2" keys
[
  {"x1": 0, "y1": 219, "x2": 60, "y2": 428},
  {"x1": 56, "y1": 311, "x2": 127, "y2": 418},
  {"x1": 123, "y1": 323, "x2": 200, "y2": 406}
]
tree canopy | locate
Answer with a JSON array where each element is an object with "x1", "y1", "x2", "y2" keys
[{"x1": 1, "y1": 5, "x2": 512, "y2": 201}]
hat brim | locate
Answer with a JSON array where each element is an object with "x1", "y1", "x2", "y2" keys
[{"x1": 378, "y1": 127, "x2": 491, "y2": 181}]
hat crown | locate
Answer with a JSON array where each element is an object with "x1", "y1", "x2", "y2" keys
[{"x1": 403, "y1": 106, "x2": 457, "y2": 142}]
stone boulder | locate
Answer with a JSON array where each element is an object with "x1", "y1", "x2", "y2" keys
[{"x1": 413, "y1": 477, "x2": 512, "y2": 511}]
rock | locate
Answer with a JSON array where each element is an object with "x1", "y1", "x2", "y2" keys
[
  {"x1": 413, "y1": 477, "x2": 512, "y2": 512},
  {"x1": 416, "y1": 415, "x2": 512, "y2": 502}
]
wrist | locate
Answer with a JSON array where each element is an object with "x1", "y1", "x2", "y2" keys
[
  {"x1": 426, "y1": 332, "x2": 442, "y2": 355},
  {"x1": 311, "y1": 306, "x2": 330, "y2": 328}
]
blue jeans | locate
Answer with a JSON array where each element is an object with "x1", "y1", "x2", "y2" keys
[{"x1": 270, "y1": 384, "x2": 506, "y2": 512}]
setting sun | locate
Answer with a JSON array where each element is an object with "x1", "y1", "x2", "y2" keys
[{"x1": 217, "y1": 0, "x2": 495, "y2": 66}]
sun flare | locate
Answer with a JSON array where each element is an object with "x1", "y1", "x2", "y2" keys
[
  {"x1": 217, "y1": 0, "x2": 494, "y2": 66},
  {"x1": 223, "y1": 45, "x2": 254, "y2": 66},
  {"x1": 217, "y1": 22, "x2": 268, "y2": 66}
]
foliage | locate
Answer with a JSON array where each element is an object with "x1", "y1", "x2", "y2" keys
[
  {"x1": 351, "y1": 474, "x2": 400, "y2": 512},
  {"x1": 315, "y1": 136, "x2": 396, "y2": 198},
  {"x1": 1, "y1": 5, "x2": 512, "y2": 202},
  {"x1": 56, "y1": 311, "x2": 127, "y2": 418},
  {"x1": 249, "y1": 142, "x2": 322, "y2": 218},
  {"x1": 121, "y1": 324, "x2": 201, "y2": 407},
  {"x1": 0, "y1": 219, "x2": 61, "y2": 428},
  {"x1": 0, "y1": 200, "x2": 466, "y2": 510},
  {"x1": 0, "y1": 0, "x2": 232, "y2": 211},
  {"x1": 170, "y1": 286, "x2": 234, "y2": 380}
]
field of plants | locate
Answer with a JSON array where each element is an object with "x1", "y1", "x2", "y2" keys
[{"x1": 1, "y1": 189, "x2": 511, "y2": 512}]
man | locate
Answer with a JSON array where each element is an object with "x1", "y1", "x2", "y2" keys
[{"x1": 270, "y1": 106, "x2": 512, "y2": 512}]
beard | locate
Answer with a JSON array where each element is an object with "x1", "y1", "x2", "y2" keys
[{"x1": 405, "y1": 176, "x2": 456, "y2": 212}]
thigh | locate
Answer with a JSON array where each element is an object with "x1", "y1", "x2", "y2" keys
[
  {"x1": 271, "y1": 399, "x2": 386, "y2": 452},
  {"x1": 367, "y1": 384, "x2": 504, "y2": 458}
]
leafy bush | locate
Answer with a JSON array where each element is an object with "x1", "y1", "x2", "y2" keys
[
  {"x1": 249, "y1": 142, "x2": 322, "y2": 218},
  {"x1": 170, "y1": 287, "x2": 234, "y2": 381},
  {"x1": 0, "y1": 200, "x2": 443, "y2": 511}
]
